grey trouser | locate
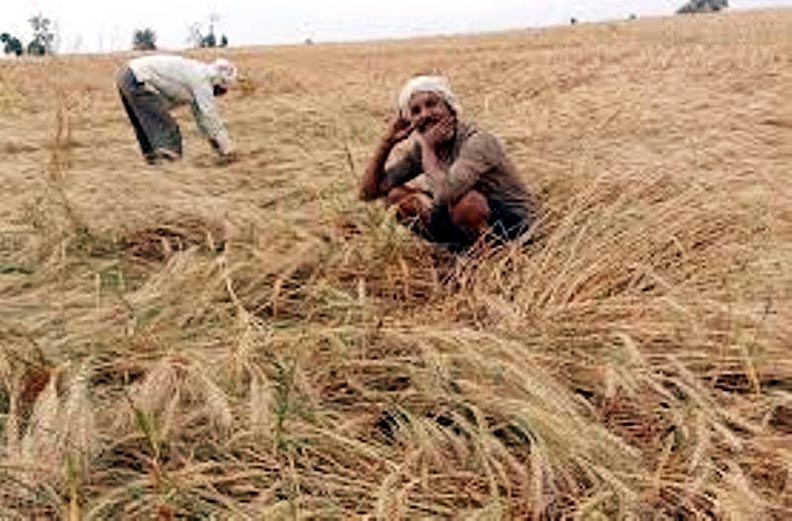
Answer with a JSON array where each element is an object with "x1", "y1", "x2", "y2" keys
[{"x1": 117, "y1": 67, "x2": 182, "y2": 164}]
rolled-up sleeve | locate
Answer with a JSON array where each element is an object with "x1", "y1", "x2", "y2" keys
[
  {"x1": 434, "y1": 131, "x2": 504, "y2": 205},
  {"x1": 191, "y1": 85, "x2": 231, "y2": 154}
]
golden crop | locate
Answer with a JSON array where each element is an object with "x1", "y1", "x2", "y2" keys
[{"x1": 1, "y1": 9, "x2": 790, "y2": 519}]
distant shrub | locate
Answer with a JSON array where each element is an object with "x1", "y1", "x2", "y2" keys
[
  {"x1": 1, "y1": 32, "x2": 24, "y2": 56},
  {"x1": 677, "y1": 0, "x2": 729, "y2": 14},
  {"x1": 133, "y1": 28, "x2": 157, "y2": 51},
  {"x1": 201, "y1": 32, "x2": 216, "y2": 48},
  {"x1": 188, "y1": 21, "x2": 229, "y2": 49}
]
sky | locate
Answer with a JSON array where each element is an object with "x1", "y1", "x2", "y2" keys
[{"x1": 3, "y1": 0, "x2": 791, "y2": 53}]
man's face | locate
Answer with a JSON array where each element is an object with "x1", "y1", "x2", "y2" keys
[
  {"x1": 213, "y1": 84, "x2": 229, "y2": 97},
  {"x1": 407, "y1": 91, "x2": 454, "y2": 135}
]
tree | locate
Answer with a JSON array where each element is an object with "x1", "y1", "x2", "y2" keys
[
  {"x1": 1, "y1": 32, "x2": 24, "y2": 56},
  {"x1": 188, "y1": 13, "x2": 229, "y2": 49},
  {"x1": 187, "y1": 22, "x2": 203, "y2": 48},
  {"x1": 27, "y1": 13, "x2": 55, "y2": 55},
  {"x1": 133, "y1": 28, "x2": 157, "y2": 51},
  {"x1": 201, "y1": 32, "x2": 217, "y2": 48}
]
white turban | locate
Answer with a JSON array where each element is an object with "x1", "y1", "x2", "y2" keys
[
  {"x1": 397, "y1": 75, "x2": 460, "y2": 119},
  {"x1": 208, "y1": 58, "x2": 238, "y2": 87}
]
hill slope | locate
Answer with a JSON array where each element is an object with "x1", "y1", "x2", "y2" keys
[{"x1": 1, "y1": 9, "x2": 790, "y2": 519}]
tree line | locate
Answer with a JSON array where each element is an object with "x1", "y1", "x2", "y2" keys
[
  {"x1": 2, "y1": 14, "x2": 54, "y2": 56},
  {"x1": 2, "y1": 14, "x2": 230, "y2": 57},
  {"x1": 134, "y1": 19, "x2": 229, "y2": 52},
  {"x1": 4, "y1": 3, "x2": 730, "y2": 57}
]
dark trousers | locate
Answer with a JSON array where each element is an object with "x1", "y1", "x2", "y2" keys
[
  {"x1": 414, "y1": 198, "x2": 531, "y2": 252},
  {"x1": 117, "y1": 67, "x2": 182, "y2": 164}
]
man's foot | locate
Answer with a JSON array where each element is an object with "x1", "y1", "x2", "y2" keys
[
  {"x1": 144, "y1": 148, "x2": 180, "y2": 165},
  {"x1": 154, "y1": 148, "x2": 180, "y2": 161}
]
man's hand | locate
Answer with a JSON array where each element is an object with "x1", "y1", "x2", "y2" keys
[
  {"x1": 209, "y1": 137, "x2": 239, "y2": 165},
  {"x1": 420, "y1": 116, "x2": 455, "y2": 153},
  {"x1": 214, "y1": 150, "x2": 239, "y2": 166},
  {"x1": 384, "y1": 115, "x2": 414, "y2": 146},
  {"x1": 418, "y1": 117, "x2": 455, "y2": 193}
]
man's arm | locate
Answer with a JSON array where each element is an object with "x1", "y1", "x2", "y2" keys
[
  {"x1": 360, "y1": 116, "x2": 415, "y2": 201},
  {"x1": 418, "y1": 116, "x2": 466, "y2": 205},
  {"x1": 191, "y1": 85, "x2": 234, "y2": 158},
  {"x1": 360, "y1": 137, "x2": 397, "y2": 201},
  {"x1": 427, "y1": 127, "x2": 503, "y2": 206}
]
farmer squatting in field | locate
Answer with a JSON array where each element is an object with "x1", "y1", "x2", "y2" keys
[
  {"x1": 117, "y1": 55, "x2": 238, "y2": 164},
  {"x1": 360, "y1": 75, "x2": 534, "y2": 250}
]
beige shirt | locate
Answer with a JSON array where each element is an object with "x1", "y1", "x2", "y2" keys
[{"x1": 383, "y1": 122, "x2": 533, "y2": 222}]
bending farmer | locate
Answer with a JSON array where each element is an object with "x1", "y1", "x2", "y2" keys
[{"x1": 117, "y1": 55, "x2": 238, "y2": 164}]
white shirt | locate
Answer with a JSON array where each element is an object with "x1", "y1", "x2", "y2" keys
[{"x1": 129, "y1": 55, "x2": 232, "y2": 155}]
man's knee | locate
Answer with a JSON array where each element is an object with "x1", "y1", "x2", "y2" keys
[{"x1": 450, "y1": 191, "x2": 490, "y2": 236}]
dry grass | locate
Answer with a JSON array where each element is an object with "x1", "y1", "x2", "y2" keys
[{"x1": 1, "y1": 9, "x2": 791, "y2": 519}]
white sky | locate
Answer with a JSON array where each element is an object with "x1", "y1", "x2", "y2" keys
[{"x1": 3, "y1": 1, "x2": 791, "y2": 53}]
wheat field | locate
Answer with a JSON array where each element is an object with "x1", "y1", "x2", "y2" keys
[{"x1": 1, "y1": 8, "x2": 790, "y2": 519}]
